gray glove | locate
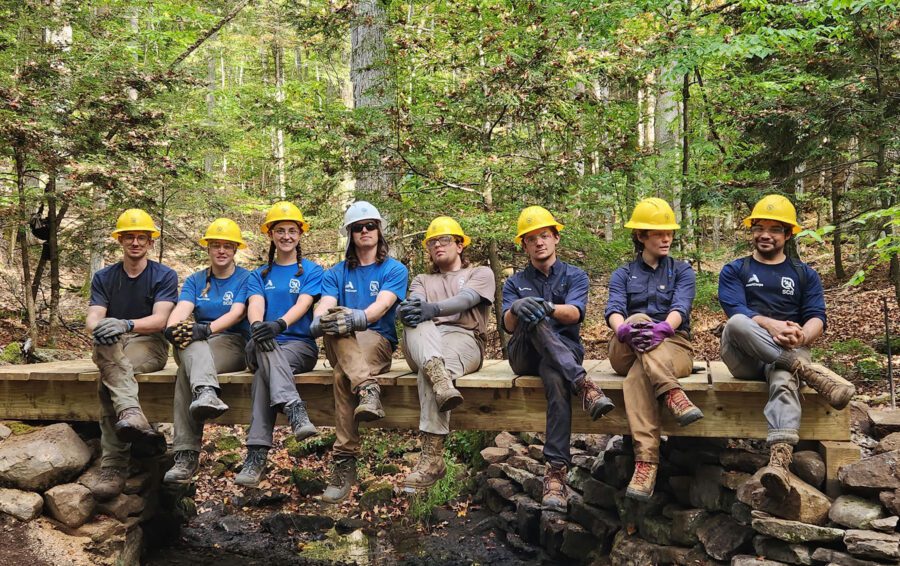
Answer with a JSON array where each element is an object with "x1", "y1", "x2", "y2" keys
[
  {"x1": 321, "y1": 306, "x2": 367, "y2": 336},
  {"x1": 93, "y1": 318, "x2": 132, "y2": 341},
  {"x1": 310, "y1": 316, "x2": 324, "y2": 338}
]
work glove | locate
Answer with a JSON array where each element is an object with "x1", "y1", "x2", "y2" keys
[
  {"x1": 320, "y1": 306, "x2": 367, "y2": 337},
  {"x1": 93, "y1": 318, "x2": 132, "y2": 344},
  {"x1": 251, "y1": 319, "x2": 285, "y2": 352},
  {"x1": 511, "y1": 297, "x2": 554, "y2": 330},
  {"x1": 398, "y1": 298, "x2": 440, "y2": 328},
  {"x1": 632, "y1": 321, "x2": 675, "y2": 353},
  {"x1": 309, "y1": 316, "x2": 324, "y2": 338},
  {"x1": 615, "y1": 320, "x2": 651, "y2": 349}
]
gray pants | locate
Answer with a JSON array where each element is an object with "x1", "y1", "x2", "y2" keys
[
  {"x1": 402, "y1": 322, "x2": 483, "y2": 435},
  {"x1": 245, "y1": 339, "x2": 317, "y2": 447},
  {"x1": 172, "y1": 333, "x2": 247, "y2": 452},
  {"x1": 92, "y1": 333, "x2": 169, "y2": 467},
  {"x1": 720, "y1": 314, "x2": 807, "y2": 445}
]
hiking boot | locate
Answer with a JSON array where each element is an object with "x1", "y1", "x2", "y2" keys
[
  {"x1": 354, "y1": 383, "x2": 385, "y2": 422},
  {"x1": 541, "y1": 463, "x2": 569, "y2": 513},
  {"x1": 284, "y1": 400, "x2": 318, "y2": 441},
  {"x1": 776, "y1": 353, "x2": 855, "y2": 410},
  {"x1": 234, "y1": 446, "x2": 269, "y2": 487},
  {"x1": 321, "y1": 456, "x2": 357, "y2": 504},
  {"x1": 92, "y1": 466, "x2": 127, "y2": 501},
  {"x1": 163, "y1": 450, "x2": 200, "y2": 484},
  {"x1": 664, "y1": 388, "x2": 704, "y2": 426},
  {"x1": 402, "y1": 433, "x2": 447, "y2": 490},
  {"x1": 760, "y1": 442, "x2": 793, "y2": 501},
  {"x1": 114, "y1": 407, "x2": 162, "y2": 443},
  {"x1": 626, "y1": 461, "x2": 658, "y2": 501},
  {"x1": 577, "y1": 378, "x2": 615, "y2": 420},
  {"x1": 423, "y1": 358, "x2": 464, "y2": 412},
  {"x1": 189, "y1": 386, "x2": 229, "y2": 421}
]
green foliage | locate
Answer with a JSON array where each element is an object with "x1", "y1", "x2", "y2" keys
[
  {"x1": 446, "y1": 430, "x2": 493, "y2": 469},
  {"x1": 828, "y1": 339, "x2": 876, "y2": 357},
  {"x1": 285, "y1": 432, "x2": 336, "y2": 458},
  {"x1": 407, "y1": 455, "x2": 465, "y2": 522},
  {"x1": 0, "y1": 343, "x2": 22, "y2": 364},
  {"x1": 214, "y1": 435, "x2": 241, "y2": 451},
  {"x1": 693, "y1": 271, "x2": 722, "y2": 313},
  {"x1": 856, "y1": 357, "x2": 884, "y2": 382}
]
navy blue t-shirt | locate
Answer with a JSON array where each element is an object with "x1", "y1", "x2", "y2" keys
[
  {"x1": 89, "y1": 260, "x2": 179, "y2": 320},
  {"x1": 322, "y1": 258, "x2": 409, "y2": 348},
  {"x1": 718, "y1": 256, "x2": 827, "y2": 328},
  {"x1": 179, "y1": 267, "x2": 251, "y2": 340},
  {"x1": 247, "y1": 259, "x2": 324, "y2": 346}
]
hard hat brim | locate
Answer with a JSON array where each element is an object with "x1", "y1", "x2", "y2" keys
[
  {"x1": 261, "y1": 219, "x2": 311, "y2": 235},
  {"x1": 743, "y1": 216, "x2": 802, "y2": 234},
  {"x1": 422, "y1": 233, "x2": 471, "y2": 249},
  {"x1": 199, "y1": 237, "x2": 247, "y2": 249},
  {"x1": 514, "y1": 222, "x2": 564, "y2": 245},
  {"x1": 623, "y1": 221, "x2": 680, "y2": 230},
  {"x1": 111, "y1": 228, "x2": 160, "y2": 239}
]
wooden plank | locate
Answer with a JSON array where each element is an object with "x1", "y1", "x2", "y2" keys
[
  {"x1": 819, "y1": 440, "x2": 861, "y2": 498},
  {"x1": 394, "y1": 359, "x2": 505, "y2": 387}
]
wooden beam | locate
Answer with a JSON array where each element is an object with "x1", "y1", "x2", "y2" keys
[{"x1": 819, "y1": 440, "x2": 861, "y2": 498}]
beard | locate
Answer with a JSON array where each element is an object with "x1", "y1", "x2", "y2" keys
[{"x1": 754, "y1": 241, "x2": 784, "y2": 260}]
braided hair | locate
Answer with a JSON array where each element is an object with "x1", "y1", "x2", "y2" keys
[
  {"x1": 200, "y1": 268, "x2": 212, "y2": 298},
  {"x1": 261, "y1": 221, "x2": 304, "y2": 278}
]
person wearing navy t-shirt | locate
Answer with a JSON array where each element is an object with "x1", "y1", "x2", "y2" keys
[
  {"x1": 162, "y1": 218, "x2": 252, "y2": 484},
  {"x1": 310, "y1": 201, "x2": 408, "y2": 504},
  {"x1": 234, "y1": 202, "x2": 325, "y2": 488},
  {"x1": 86, "y1": 209, "x2": 178, "y2": 501},
  {"x1": 718, "y1": 195, "x2": 855, "y2": 502}
]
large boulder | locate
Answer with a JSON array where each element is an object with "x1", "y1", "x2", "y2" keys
[
  {"x1": 695, "y1": 513, "x2": 754, "y2": 561},
  {"x1": 0, "y1": 423, "x2": 91, "y2": 491},
  {"x1": 750, "y1": 512, "x2": 845, "y2": 543},
  {"x1": 829, "y1": 495, "x2": 885, "y2": 529},
  {"x1": 839, "y1": 450, "x2": 900, "y2": 492},
  {"x1": 43, "y1": 483, "x2": 95, "y2": 528},
  {"x1": 0, "y1": 487, "x2": 43, "y2": 521},
  {"x1": 843, "y1": 529, "x2": 900, "y2": 562},
  {"x1": 868, "y1": 408, "x2": 900, "y2": 438},
  {"x1": 752, "y1": 535, "x2": 813, "y2": 565},
  {"x1": 811, "y1": 547, "x2": 891, "y2": 566},
  {"x1": 875, "y1": 432, "x2": 900, "y2": 454},
  {"x1": 736, "y1": 469, "x2": 831, "y2": 525},
  {"x1": 790, "y1": 451, "x2": 825, "y2": 488}
]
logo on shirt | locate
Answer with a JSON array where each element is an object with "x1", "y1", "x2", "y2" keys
[
  {"x1": 458, "y1": 276, "x2": 466, "y2": 290},
  {"x1": 369, "y1": 281, "x2": 380, "y2": 296},
  {"x1": 517, "y1": 286, "x2": 532, "y2": 292},
  {"x1": 289, "y1": 279, "x2": 301, "y2": 294},
  {"x1": 265, "y1": 279, "x2": 275, "y2": 290},
  {"x1": 222, "y1": 291, "x2": 234, "y2": 306},
  {"x1": 781, "y1": 277, "x2": 795, "y2": 296},
  {"x1": 746, "y1": 274, "x2": 763, "y2": 288},
  {"x1": 345, "y1": 280, "x2": 357, "y2": 293}
]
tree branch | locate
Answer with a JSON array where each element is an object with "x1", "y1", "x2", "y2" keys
[{"x1": 168, "y1": 0, "x2": 253, "y2": 70}]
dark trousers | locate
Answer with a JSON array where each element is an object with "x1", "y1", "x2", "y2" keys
[{"x1": 506, "y1": 320, "x2": 586, "y2": 467}]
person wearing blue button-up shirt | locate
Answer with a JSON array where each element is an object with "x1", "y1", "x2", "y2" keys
[
  {"x1": 501, "y1": 206, "x2": 615, "y2": 514},
  {"x1": 604, "y1": 198, "x2": 700, "y2": 502}
]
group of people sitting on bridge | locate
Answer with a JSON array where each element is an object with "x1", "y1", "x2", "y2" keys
[{"x1": 83, "y1": 194, "x2": 854, "y2": 514}]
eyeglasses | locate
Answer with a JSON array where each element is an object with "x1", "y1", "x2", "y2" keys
[
  {"x1": 426, "y1": 236, "x2": 456, "y2": 250},
  {"x1": 523, "y1": 231, "x2": 555, "y2": 245},
  {"x1": 120, "y1": 234, "x2": 150, "y2": 244},
  {"x1": 750, "y1": 226, "x2": 788, "y2": 236},
  {"x1": 208, "y1": 242, "x2": 237, "y2": 251},
  {"x1": 272, "y1": 227, "x2": 301, "y2": 237},
  {"x1": 351, "y1": 222, "x2": 379, "y2": 234}
]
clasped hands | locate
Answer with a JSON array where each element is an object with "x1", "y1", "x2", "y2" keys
[
  {"x1": 616, "y1": 320, "x2": 674, "y2": 353},
  {"x1": 767, "y1": 319, "x2": 805, "y2": 350},
  {"x1": 310, "y1": 307, "x2": 367, "y2": 338},
  {"x1": 510, "y1": 297, "x2": 555, "y2": 330}
]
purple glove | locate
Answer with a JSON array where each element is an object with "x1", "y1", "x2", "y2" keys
[
  {"x1": 632, "y1": 321, "x2": 675, "y2": 353},
  {"x1": 615, "y1": 320, "x2": 651, "y2": 348}
]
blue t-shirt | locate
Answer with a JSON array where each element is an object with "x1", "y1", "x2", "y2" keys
[
  {"x1": 179, "y1": 267, "x2": 251, "y2": 340},
  {"x1": 247, "y1": 259, "x2": 324, "y2": 346},
  {"x1": 718, "y1": 256, "x2": 827, "y2": 328},
  {"x1": 322, "y1": 258, "x2": 409, "y2": 348},
  {"x1": 89, "y1": 260, "x2": 178, "y2": 320}
]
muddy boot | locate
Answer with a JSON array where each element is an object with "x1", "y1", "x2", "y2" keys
[
  {"x1": 541, "y1": 463, "x2": 569, "y2": 513},
  {"x1": 663, "y1": 387, "x2": 704, "y2": 426},
  {"x1": 164, "y1": 450, "x2": 200, "y2": 484},
  {"x1": 576, "y1": 378, "x2": 615, "y2": 420},
  {"x1": 234, "y1": 446, "x2": 269, "y2": 487},
  {"x1": 403, "y1": 433, "x2": 447, "y2": 490},
  {"x1": 354, "y1": 383, "x2": 385, "y2": 422},
  {"x1": 760, "y1": 442, "x2": 793, "y2": 501},
  {"x1": 423, "y1": 358, "x2": 464, "y2": 412},
  {"x1": 189, "y1": 386, "x2": 229, "y2": 421},
  {"x1": 775, "y1": 352, "x2": 855, "y2": 410},
  {"x1": 321, "y1": 456, "x2": 357, "y2": 504},
  {"x1": 114, "y1": 407, "x2": 162, "y2": 443},
  {"x1": 92, "y1": 466, "x2": 127, "y2": 501},
  {"x1": 626, "y1": 461, "x2": 658, "y2": 501},
  {"x1": 284, "y1": 400, "x2": 318, "y2": 441}
]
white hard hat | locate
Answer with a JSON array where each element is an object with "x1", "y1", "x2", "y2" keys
[{"x1": 340, "y1": 201, "x2": 387, "y2": 236}]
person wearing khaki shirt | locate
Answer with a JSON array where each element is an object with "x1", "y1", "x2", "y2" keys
[{"x1": 398, "y1": 217, "x2": 496, "y2": 490}]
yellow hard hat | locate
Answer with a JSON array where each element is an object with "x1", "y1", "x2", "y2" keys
[
  {"x1": 624, "y1": 198, "x2": 680, "y2": 230},
  {"x1": 261, "y1": 201, "x2": 310, "y2": 235},
  {"x1": 423, "y1": 216, "x2": 471, "y2": 249},
  {"x1": 514, "y1": 206, "x2": 564, "y2": 245},
  {"x1": 111, "y1": 208, "x2": 160, "y2": 239},
  {"x1": 200, "y1": 218, "x2": 247, "y2": 249},
  {"x1": 743, "y1": 194, "x2": 801, "y2": 234}
]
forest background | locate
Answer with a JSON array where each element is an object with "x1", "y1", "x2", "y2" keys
[{"x1": 0, "y1": 0, "x2": 898, "y2": 389}]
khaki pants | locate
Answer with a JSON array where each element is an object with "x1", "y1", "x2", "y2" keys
[
  {"x1": 608, "y1": 314, "x2": 693, "y2": 463},
  {"x1": 92, "y1": 333, "x2": 169, "y2": 467},
  {"x1": 402, "y1": 322, "x2": 483, "y2": 435},
  {"x1": 172, "y1": 333, "x2": 247, "y2": 452},
  {"x1": 324, "y1": 331, "x2": 392, "y2": 458}
]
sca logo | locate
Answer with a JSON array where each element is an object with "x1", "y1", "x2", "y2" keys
[
  {"x1": 781, "y1": 277, "x2": 795, "y2": 296},
  {"x1": 289, "y1": 279, "x2": 301, "y2": 294},
  {"x1": 222, "y1": 291, "x2": 234, "y2": 305},
  {"x1": 369, "y1": 281, "x2": 380, "y2": 296}
]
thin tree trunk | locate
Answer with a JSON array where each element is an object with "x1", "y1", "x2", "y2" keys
[
  {"x1": 681, "y1": 71, "x2": 691, "y2": 252},
  {"x1": 15, "y1": 148, "x2": 38, "y2": 344},
  {"x1": 831, "y1": 167, "x2": 846, "y2": 280},
  {"x1": 272, "y1": 42, "x2": 287, "y2": 198},
  {"x1": 46, "y1": 173, "x2": 60, "y2": 345}
]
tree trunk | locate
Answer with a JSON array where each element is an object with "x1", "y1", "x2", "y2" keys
[
  {"x1": 680, "y1": 70, "x2": 692, "y2": 252},
  {"x1": 46, "y1": 173, "x2": 61, "y2": 345},
  {"x1": 830, "y1": 166, "x2": 846, "y2": 280},
  {"x1": 272, "y1": 42, "x2": 287, "y2": 198},
  {"x1": 15, "y1": 148, "x2": 38, "y2": 344}
]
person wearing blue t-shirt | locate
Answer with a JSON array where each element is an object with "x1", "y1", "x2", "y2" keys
[
  {"x1": 310, "y1": 201, "x2": 408, "y2": 503},
  {"x1": 162, "y1": 219, "x2": 252, "y2": 484},
  {"x1": 234, "y1": 202, "x2": 325, "y2": 487},
  {"x1": 86, "y1": 209, "x2": 178, "y2": 501},
  {"x1": 718, "y1": 195, "x2": 854, "y2": 502}
]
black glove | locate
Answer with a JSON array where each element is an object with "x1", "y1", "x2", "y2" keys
[
  {"x1": 310, "y1": 316, "x2": 324, "y2": 338},
  {"x1": 192, "y1": 322, "x2": 212, "y2": 342},
  {"x1": 398, "y1": 298, "x2": 441, "y2": 327},
  {"x1": 251, "y1": 319, "x2": 285, "y2": 352},
  {"x1": 163, "y1": 325, "x2": 177, "y2": 345},
  {"x1": 511, "y1": 297, "x2": 552, "y2": 326}
]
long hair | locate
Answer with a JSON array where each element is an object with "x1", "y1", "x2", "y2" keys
[
  {"x1": 346, "y1": 231, "x2": 389, "y2": 269},
  {"x1": 429, "y1": 239, "x2": 471, "y2": 274},
  {"x1": 261, "y1": 240, "x2": 304, "y2": 279},
  {"x1": 632, "y1": 230, "x2": 648, "y2": 255}
]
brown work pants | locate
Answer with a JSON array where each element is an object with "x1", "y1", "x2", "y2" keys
[
  {"x1": 324, "y1": 330, "x2": 393, "y2": 458},
  {"x1": 608, "y1": 314, "x2": 693, "y2": 463}
]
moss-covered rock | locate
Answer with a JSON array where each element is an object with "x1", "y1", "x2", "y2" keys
[
  {"x1": 215, "y1": 435, "x2": 241, "y2": 451},
  {"x1": 216, "y1": 452, "x2": 242, "y2": 470},
  {"x1": 290, "y1": 467, "x2": 326, "y2": 496},
  {"x1": 359, "y1": 481, "x2": 393, "y2": 510},
  {"x1": 284, "y1": 432, "x2": 336, "y2": 458},
  {"x1": 5, "y1": 421, "x2": 38, "y2": 436},
  {"x1": 374, "y1": 463, "x2": 401, "y2": 475},
  {"x1": 0, "y1": 343, "x2": 22, "y2": 364}
]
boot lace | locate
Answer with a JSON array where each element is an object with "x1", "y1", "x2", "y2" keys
[
  {"x1": 578, "y1": 379, "x2": 604, "y2": 412},
  {"x1": 543, "y1": 465, "x2": 567, "y2": 498},
  {"x1": 632, "y1": 461, "x2": 655, "y2": 486},
  {"x1": 174, "y1": 450, "x2": 197, "y2": 466},
  {"x1": 666, "y1": 389, "x2": 694, "y2": 414},
  {"x1": 329, "y1": 457, "x2": 354, "y2": 487},
  {"x1": 770, "y1": 444, "x2": 793, "y2": 468},
  {"x1": 99, "y1": 466, "x2": 123, "y2": 482}
]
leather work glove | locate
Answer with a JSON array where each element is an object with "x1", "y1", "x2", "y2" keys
[
  {"x1": 321, "y1": 306, "x2": 367, "y2": 337},
  {"x1": 632, "y1": 321, "x2": 675, "y2": 353},
  {"x1": 93, "y1": 318, "x2": 132, "y2": 344},
  {"x1": 251, "y1": 319, "x2": 285, "y2": 352},
  {"x1": 398, "y1": 298, "x2": 440, "y2": 328}
]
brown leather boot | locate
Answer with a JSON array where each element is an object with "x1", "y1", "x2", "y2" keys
[
  {"x1": 402, "y1": 433, "x2": 447, "y2": 490},
  {"x1": 92, "y1": 466, "x2": 127, "y2": 501},
  {"x1": 760, "y1": 442, "x2": 793, "y2": 500},
  {"x1": 663, "y1": 388, "x2": 704, "y2": 426},
  {"x1": 626, "y1": 461, "x2": 658, "y2": 501},
  {"x1": 541, "y1": 463, "x2": 569, "y2": 513},
  {"x1": 576, "y1": 378, "x2": 615, "y2": 420},
  {"x1": 114, "y1": 407, "x2": 162, "y2": 443},
  {"x1": 423, "y1": 358, "x2": 464, "y2": 412},
  {"x1": 354, "y1": 383, "x2": 385, "y2": 422},
  {"x1": 775, "y1": 352, "x2": 855, "y2": 410}
]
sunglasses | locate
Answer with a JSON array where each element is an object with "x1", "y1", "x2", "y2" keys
[{"x1": 351, "y1": 221, "x2": 379, "y2": 233}]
